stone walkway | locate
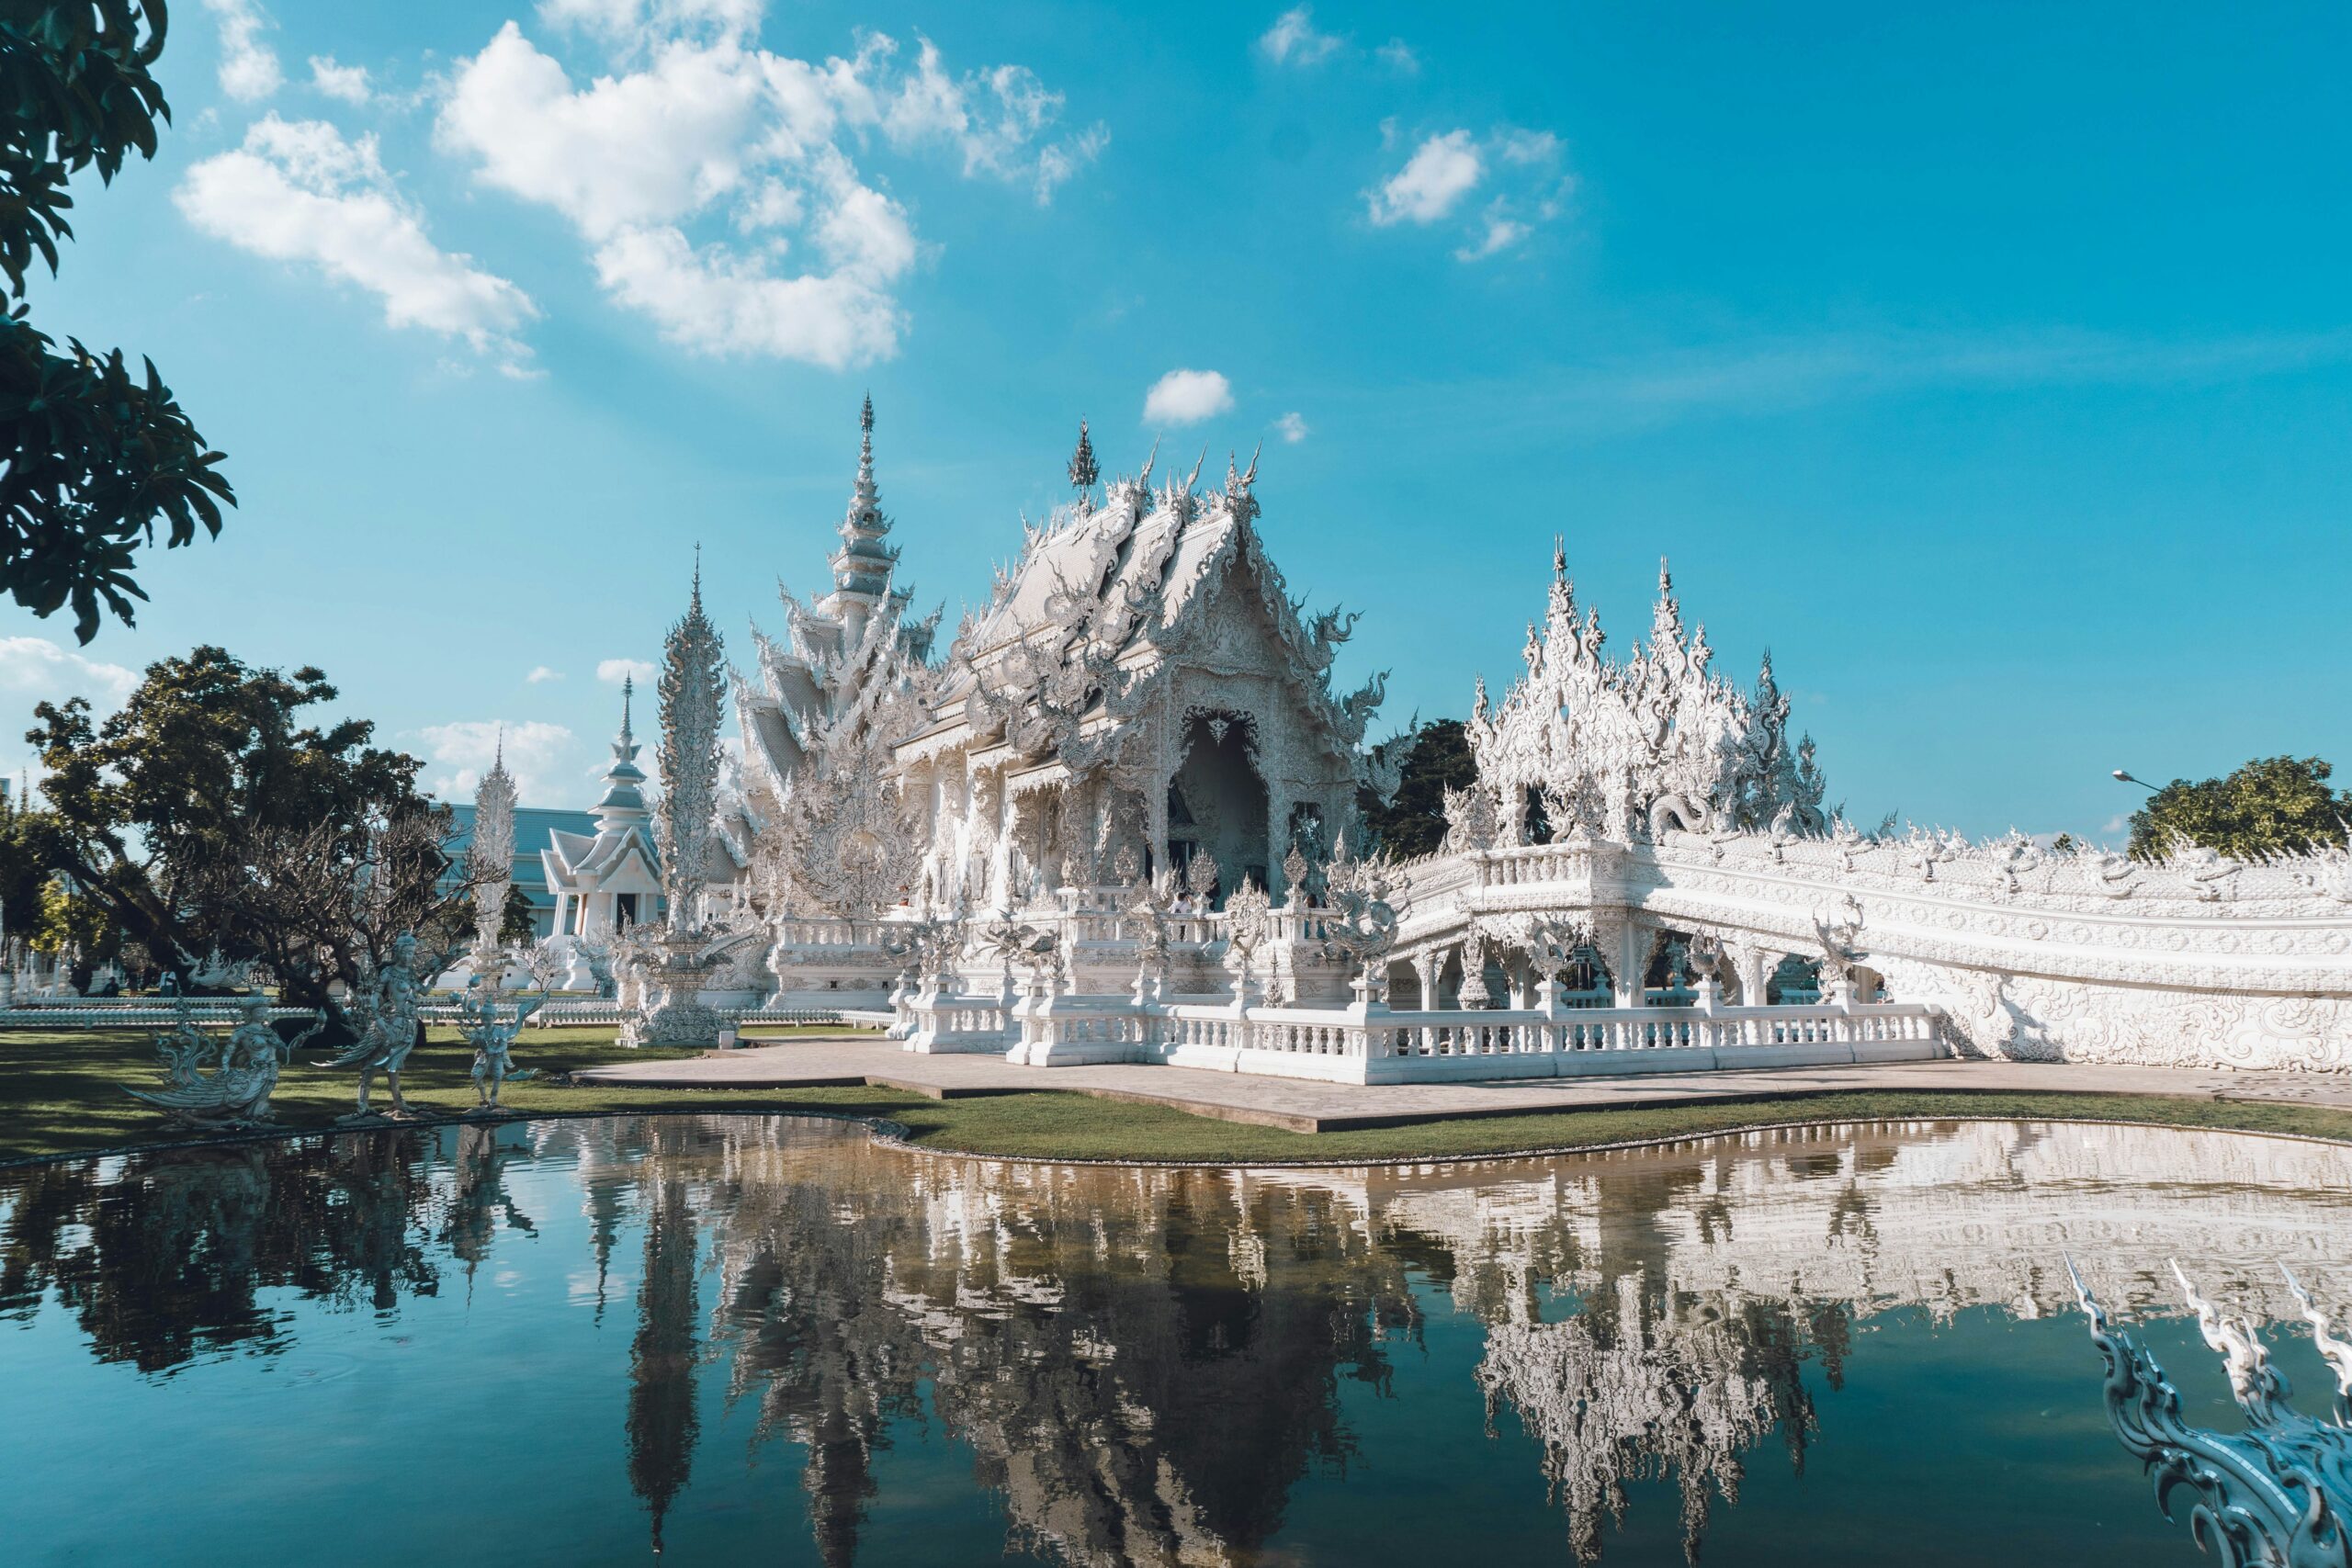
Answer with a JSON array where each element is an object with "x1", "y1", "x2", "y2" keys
[{"x1": 572, "y1": 1035, "x2": 2352, "y2": 1134}]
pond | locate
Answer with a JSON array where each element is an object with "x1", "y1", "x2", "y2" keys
[{"x1": 4, "y1": 1114, "x2": 2348, "y2": 1566}]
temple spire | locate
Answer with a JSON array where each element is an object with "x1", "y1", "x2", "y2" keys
[
  {"x1": 1068, "y1": 417, "x2": 1099, "y2": 493},
  {"x1": 592, "y1": 674, "x2": 649, "y2": 832},
  {"x1": 829, "y1": 397, "x2": 897, "y2": 604}
]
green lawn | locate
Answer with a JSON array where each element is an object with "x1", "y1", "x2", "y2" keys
[{"x1": 6, "y1": 1025, "x2": 2352, "y2": 1167}]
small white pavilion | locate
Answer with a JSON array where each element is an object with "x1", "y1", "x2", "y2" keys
[{"x1": 542, "y1": 678, "x2": 663, "y2": 947}]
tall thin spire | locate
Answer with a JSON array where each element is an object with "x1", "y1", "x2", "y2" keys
[
  {"x1": 830, "y1": 396, "x2": 897, "y2": 601},
  {"x1": 1068, "y1": 417, "x2": 1098, "y2": 493},
  {"x1": 594, "y1": 674, "x2": 649, "y2": 831}
]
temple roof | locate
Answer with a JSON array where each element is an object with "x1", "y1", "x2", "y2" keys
[{"x1": 902, "y1": 456, "x2": 1387, "y2": 773}]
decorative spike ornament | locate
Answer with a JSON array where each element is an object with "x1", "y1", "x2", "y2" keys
[
  {"x1": 469, "y1": 730, "x2": 518, "y2": 961},
  {"x1": 1067, "y1": 418, "x2": 1099, "y2": 493},
  {"x1": 657, "y1": 556, "x2": 727, "y2": 934}
]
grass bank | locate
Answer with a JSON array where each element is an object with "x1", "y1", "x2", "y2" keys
[{"x1": 7, "y1": 1026, "x2": 2352, "y2": 1167}]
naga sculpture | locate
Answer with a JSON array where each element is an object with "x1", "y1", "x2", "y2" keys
[
  {"x1": 1221, "y1": 877, "x2": 1272, "y2": 1004},
  {"x1": 123, "y1": 993, "x2": 326, "y2": 1131},
  {"x1": 1320, "y1": 841, "x2": 1402, "y2": 1003},
  {"x1": 317, "y1": 932, "x2": 429, "y2": 1120},
  {"x1": 2070, "y1": 1256, "x2": 2352, "y2": 1567},
  {"x1": 455, "y1": 976, "x2": 548, "y2": 1113}
]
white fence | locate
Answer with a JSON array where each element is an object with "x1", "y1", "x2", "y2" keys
[
  {"x1": 0, "y1": 997, "x2": 853, "y2": 1032},
  {"x1": 910, "y1": 987, "x2": 1949, "y2": 1084}
]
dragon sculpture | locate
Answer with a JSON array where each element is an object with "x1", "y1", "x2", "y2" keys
[{"x1": 2071, "y1": 1256, "x2": 2352, "y2": 1568}]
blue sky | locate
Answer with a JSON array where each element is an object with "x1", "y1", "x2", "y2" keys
[{"x1": 4, "y1": 0, "x2": 2348, "y2": 842}]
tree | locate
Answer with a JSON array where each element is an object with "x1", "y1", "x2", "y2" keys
[
  {"x1": 25, "y1": 646, "x2": 469, "y2": 1007},
  {"x1": 0, "y1": 784, "x2": 65, "y2": 942},
  {"x1": 1359, "y1": 719, "x2": 1476, "y2": 860},
  {"x1": 31, "y1": 870, "x2": 113, "y2": 987},
  {"x1": 2128, "y1": 755, "x2": 2351, "y2": 862},
  {"x1": 498, "y1": 880, "x2": 537, "y2": 945},
  {"x1": 1, "y1": 2, "x2": 233, "y2": 640}
]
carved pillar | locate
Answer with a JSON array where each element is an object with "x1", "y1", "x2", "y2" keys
[
  {"x1": 1588, "y1": 908, "x2": 1644, "y2": 1008},
  {"x1": 1615, "y1": 920, "x2": 1648, "y2": 1009},
  {"x1": 1506, "y1": 951, "x2": 1534, "y2": 1010},
  {"x1": 1147, "y1": 774, "x2": 1170, "y2": 884},
  {"x1": 1410, "y1": 949, "x2": 1440, "y2": 1011},
  {"x1": 1731, "y1": 942, "x2": 1770, "y2": 1006}
]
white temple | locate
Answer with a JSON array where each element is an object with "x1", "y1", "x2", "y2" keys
[
  {"x1": 542, "y1": 677, "x2": 662, "y2": 948},
  {"x1": 540, "y1": 402, "x2": 2352, "y2": 1076}
]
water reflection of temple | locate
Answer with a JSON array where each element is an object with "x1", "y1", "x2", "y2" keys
[
  {"x1": 7, "y1": 1116, "x2": 2351, "y2": 1563},
  {"x1": 563, "y1": 1116, "x2": 2352, "y2": 1565}
]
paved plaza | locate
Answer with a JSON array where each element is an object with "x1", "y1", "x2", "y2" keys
[{"x1": 572, "y1": 1035, "x2": 2352, "y2": 1134}]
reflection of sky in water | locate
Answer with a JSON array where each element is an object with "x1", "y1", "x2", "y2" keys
[{"x1": 1, "y1": 1117, "x2": 2346, "y2": 1567}]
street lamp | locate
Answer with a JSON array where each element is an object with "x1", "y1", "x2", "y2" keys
[{"x1": 2111, "y1": 769, "x2": 2159, "y2": 792}]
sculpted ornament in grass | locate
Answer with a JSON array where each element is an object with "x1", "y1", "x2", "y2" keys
[
  {"x1": 456, "y1": 976, "x2": 547, "y2": 1113},
  {"x1": 317, "y1": 931, "x2": 428, "y2": 1120},
  {"x1": 122, "y1": 993, "x2": 326, "y2": 1131}
]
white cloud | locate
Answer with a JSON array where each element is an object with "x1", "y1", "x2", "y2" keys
[
  {"x1": 1274, "y1": 411, "x2": 1308, "y2": 444},
  {"x1": 175, "y1": 115, "x2": 538, "y2": 368},
  {"x1": 0, "y1": 637, "x2": 140, "y2": 788},
  {"x1": 882, "y1": 39, "x2": 1108, "y2": 205},
  {"x1": 1498, "y1": 129, "x2": 1561, "y2": 165},
  {"x1": 1369, "y1": 125, "x2": 1574, "y2": 260},
  {"x1": 1455, "y1": 205, "x2": 1529, "y2": 262},
  {"x1": 411, "y1": 719, "x2": 578, "y2": 804},
  {"x1": 1143, "y1": 368, "x2": 1235, "y2": 426},
  {"x1": 0, "y1": 637, "x2": 139, "y2": 709},
  {"x1": 204, "y1": 0, "x2": 282, "y2": 102},
  {"x1": 1375, "y1": 39, "x2": 1419, "y2": 73},
  {"x1": 308, "y1": 55, "x2": 372, "y2": 105},
  {"x1": 1368, "y1": 130, "x2": 1482, "y2": 225},
  {"x1": 598, "y1": 658, "x2": 657, "y2": 684},
  {"x1": 1034, "y1": 125, "x2": 1110, "y2": 203},
  {"x1": 1259, "y1": 6, "x2": 1342, "y2": 66},
  {"x1": 594, "y1": 220, "x2": 905, "y2": 366},
  {"x1": 2104, "y1": 814, "x2": 2132, "y2": 835},
  {"x1": 526, "y1": 665, "x2": 564, "y2": 683},
  {"x1": 434, "y1": 17, "x2": 1098, "y2": 366}
]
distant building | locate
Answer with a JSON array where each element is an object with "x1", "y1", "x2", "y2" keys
[{"x1": 444, "y1": 803, "x2": 594, "y2": 942}]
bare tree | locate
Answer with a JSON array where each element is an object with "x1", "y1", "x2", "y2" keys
[{"x1": 196, "y1": 807, "x2": 485, "y2": 1031}]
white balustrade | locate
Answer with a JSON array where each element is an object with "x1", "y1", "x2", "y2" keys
[{"x1": 905, "y1": 988, "x2": 1948, "y2": 1082}]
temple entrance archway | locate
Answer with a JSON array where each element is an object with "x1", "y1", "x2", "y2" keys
[{"x1": 1168, "y1": 713, "x2": 1270, "y2": 908}]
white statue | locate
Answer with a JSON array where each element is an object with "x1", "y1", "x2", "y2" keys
[
  {"x1": 456, "y1": 976, "x2": 547, "y2": 1112},
  {"x1": 123, "y1": 994, "x2": 326, "y2": 1130},
  {"x1": 317, "y1": 931, "x2": 429, "y2": 1119}
]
